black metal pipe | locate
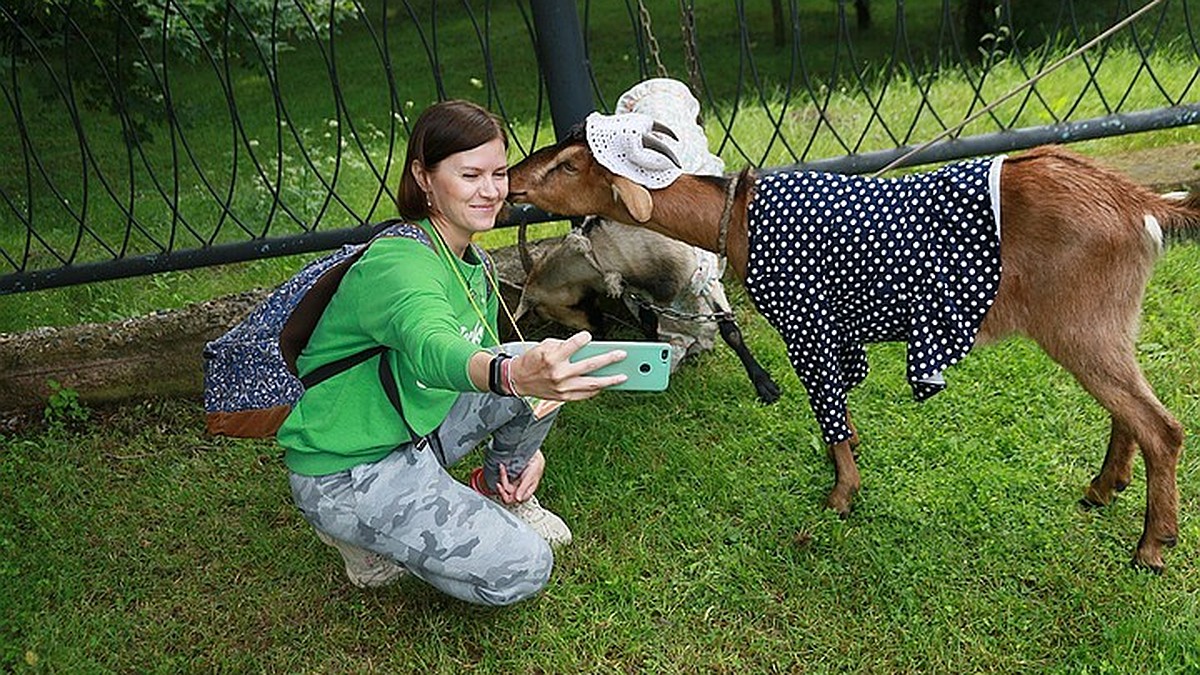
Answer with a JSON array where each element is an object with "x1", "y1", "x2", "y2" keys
[
  {"x1": 788, "y1": 104, "x2": 1200, "y2": 176},
  {"x1": 0, "y1": 208, "x2": 555, "y2": 295},
  {"x1": 529, "y1": 0, "x2": 594, "y2": 138},
  {"x1": 0, "y1": 228, "x2": 376, "y2": 295}
]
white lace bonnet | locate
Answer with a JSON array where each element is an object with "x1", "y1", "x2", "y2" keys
[{"x1": 585, "y1": 111, "x2": 683, "y2": 189}]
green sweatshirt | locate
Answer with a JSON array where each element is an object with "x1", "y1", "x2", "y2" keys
[{"x1": 278, "y1": 220, "x2": 499, "y2": 476}]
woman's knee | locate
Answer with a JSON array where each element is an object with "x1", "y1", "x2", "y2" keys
[{"x1": 472, "y1": 534, "x2": 554, "y2": 606}]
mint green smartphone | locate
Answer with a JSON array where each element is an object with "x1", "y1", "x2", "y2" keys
[{"x1": 570, "y1": 341, "x2": 673, "y2": 391}]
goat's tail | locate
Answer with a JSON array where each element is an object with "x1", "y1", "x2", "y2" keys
[{"x1": 1158, "y1": 191, "x2": 1200, "y2": 247}]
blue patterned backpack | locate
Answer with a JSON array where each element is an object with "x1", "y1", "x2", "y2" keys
[{"x1": 202, "y1": 219, "x2": 487, "y2": 438}]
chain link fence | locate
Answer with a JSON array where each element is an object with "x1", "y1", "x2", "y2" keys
[{"x1": 1, "y1": 0, "x2": 1197, "y2": 293}]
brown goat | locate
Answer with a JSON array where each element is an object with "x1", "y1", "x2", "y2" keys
[{"x1": 507, "y1": 127, "x2": 1200, "y2": 572}]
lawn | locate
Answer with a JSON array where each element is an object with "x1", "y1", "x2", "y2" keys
[
  {"x1": 2, "y1": 1, "x2": 1199, "y2": 672},
  {"x1": 2, "y1": 242, "x2": 1199, "y2": 671}
]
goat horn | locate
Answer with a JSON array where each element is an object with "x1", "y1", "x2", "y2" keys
[
  {"x1": 641, "y1": 134, "x2": 682, "y2": 169},
  {"x1": 513, "y1": 295, "x2": 530, "y2": 323},
  {"x1": 517, "y1": 219, "x2": 534, "y2": 275},
  {"x1": 651, "y1": 121, "x2": 679, "y2": 141}
]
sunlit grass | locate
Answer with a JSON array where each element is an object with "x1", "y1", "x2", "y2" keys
[{"x1": 711, "y1": 45, "x2": 1199, "y2": 168}]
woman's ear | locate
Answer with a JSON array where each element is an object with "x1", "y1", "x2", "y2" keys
[{"x1": 411, "y1": 160, "x2": 430, "y2": 192}]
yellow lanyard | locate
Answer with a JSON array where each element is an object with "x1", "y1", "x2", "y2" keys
[{"x1": 427, "y1": 222, "x2": 526, "y2": 346}]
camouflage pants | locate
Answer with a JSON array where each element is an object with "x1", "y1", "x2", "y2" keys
[{"x1": 289, "y1": 390, "x2": 561, "y2": 606}]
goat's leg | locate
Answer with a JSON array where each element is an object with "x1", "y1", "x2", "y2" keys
[
  {"x1": 846, "y1": 411, "x2": 861, "y2": 450},
  {"x1": 716, "y1": 317, "x2": 782, "y2": 404},
  {"x1": 825, "y1": 439, "x2": 861, "y2": 517},
  {"x1": 1042, "y1": 345, "x2": 1182, "y2": 571},
  {"x1": 636, "y1": 304, "x2": 659, "y2": 340},
  {"x1": 1081, "y1": 419, "x2": 1137, "y2": 508}
]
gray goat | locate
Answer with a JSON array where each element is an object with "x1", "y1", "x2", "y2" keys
[
  {"x1": 515, "y1": 216, "x2": 781, "y2": 403},
  {"x1": 514, "y1": 78, "x2": 781, "y2": 404}
]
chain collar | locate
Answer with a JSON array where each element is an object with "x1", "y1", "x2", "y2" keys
[{"x1": 627, "y1": 292, "x2": 734, "y2": 323}]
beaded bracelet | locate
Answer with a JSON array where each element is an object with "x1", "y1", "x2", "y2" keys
[{"x1": 502, "y1": 356, "x2": 521, "y2": 397}]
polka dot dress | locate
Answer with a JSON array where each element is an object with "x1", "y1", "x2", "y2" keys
[{"x1": 745, "y1": 157, "x2": 1004, "y2": 445}]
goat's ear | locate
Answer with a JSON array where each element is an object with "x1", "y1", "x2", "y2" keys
[{"x1": 611, "y1": 176, "x2": 653, "y2": 223}]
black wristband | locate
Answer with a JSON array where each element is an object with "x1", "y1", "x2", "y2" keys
[{"x1": 488, "y1": 353, "x2": 511, "y2": 395}]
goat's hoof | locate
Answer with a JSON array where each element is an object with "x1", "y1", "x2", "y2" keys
[
  {"x1": 825, "y1": 499, "x2": 852, "y2": 520},
  {"x1": 1131, "y1": 556, "x2": 1166, "y2": 576},
  {"x1": 755, "y1": 381, "x2": 782, "y2": 405},
  {"x1": 1133, "y1": 540, "x2": 1169, "y2": 574},
  {"x1": 1080, "y1": 485, "x2": 1115, "y2": 509}
]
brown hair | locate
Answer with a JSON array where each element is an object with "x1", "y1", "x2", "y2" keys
[{"x1": 396, "y1": 100, "x2": 509, "y2": 220}]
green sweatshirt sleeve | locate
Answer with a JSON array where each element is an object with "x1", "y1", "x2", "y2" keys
[{"x1": 278, "y1": 229, "x2": 500, "y2": 476}]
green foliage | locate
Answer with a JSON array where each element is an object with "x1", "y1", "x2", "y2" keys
[
  {"x1": 41, "y1": 379, "x2": 89, "y2": 432},
  {"x1": 133, "y1": 0, "x2": 357, "y2": 65},
  {"x1": 1, "y1": 0, "x2": 355, "y2": 141}
]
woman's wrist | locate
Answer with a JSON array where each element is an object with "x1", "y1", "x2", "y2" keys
[{"x1": 488, "y1": 353, "x2": 513, "y2": 396}]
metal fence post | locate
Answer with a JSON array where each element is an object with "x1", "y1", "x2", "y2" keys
[{"x1": 529, "y1": 0, "x2": 594, "y2": 139}]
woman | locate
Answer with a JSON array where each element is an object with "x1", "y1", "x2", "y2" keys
[{"x1": 278, "y1": 100, "x2": 627, "y2": 606}]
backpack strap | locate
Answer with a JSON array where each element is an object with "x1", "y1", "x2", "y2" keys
[
  {"x1": 280, "y1": 220, "x2": 432, "y2": 372},
  {"x1": 376, "y1": 349, "x2": 422, "y2": 442},
  {"x1": 286, "y1": 220, "x2": 440, "y2": 444},
  {"x1": 299, "y1": 344, "x2": 388, "y2": 390}
]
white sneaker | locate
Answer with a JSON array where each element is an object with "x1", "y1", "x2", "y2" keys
[
  {"x1": 314, "y1": 529, "x2": 407, "y2": 588},
  {"x1": 493, "y1": 493, "x2": 573, "y2": 548},
  {"x1": 469, "y1": 467, "x2": 573, "y2": 548}
]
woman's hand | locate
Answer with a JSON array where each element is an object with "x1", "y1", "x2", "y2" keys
[
  {"x1": 508, "y1": 331, "x2": 627, "y2": 401},
  {"x1": 494, "y1": 449, "x2": 547, "y2": 504}
]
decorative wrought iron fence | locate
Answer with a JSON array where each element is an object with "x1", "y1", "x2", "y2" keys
[{"x1": 1, "y1": 0, "x2": 1197, "y2": 294}]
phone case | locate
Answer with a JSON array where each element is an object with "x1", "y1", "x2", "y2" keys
[{"x1": 569, "y1": 341, "x2": 673, "y2": 391}]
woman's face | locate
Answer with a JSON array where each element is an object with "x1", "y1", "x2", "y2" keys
[{"x1": 416, "y1": 137, "x2": 508, "y2": 248}]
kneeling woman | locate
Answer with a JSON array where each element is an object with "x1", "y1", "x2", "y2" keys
[{"x1": 279, "y1": 100, "x2": 627, "y2": 605}]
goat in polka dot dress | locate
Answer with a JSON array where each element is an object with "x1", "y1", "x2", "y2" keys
[
  {"x1": 508, "y1": 116, "x2": 1200, "y2": 573},
  {"x1": 745, "y1": 158, "x2": 1002, "y2": 447}
]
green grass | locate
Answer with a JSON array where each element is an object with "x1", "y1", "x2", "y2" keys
[
  {"x1": 1, "y1": 3, "x2": 1199, "y2": 670},
  {"x1": 2, "y1": 1, "x2": 1196, "y2": 332},
  {"x1": 2, "y1": 244, "x2": 1199, "y2": 672}
]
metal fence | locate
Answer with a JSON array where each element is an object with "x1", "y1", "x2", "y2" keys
[{"x1": 2, "y1": 0, "x2": 1197, "y2": 294}]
